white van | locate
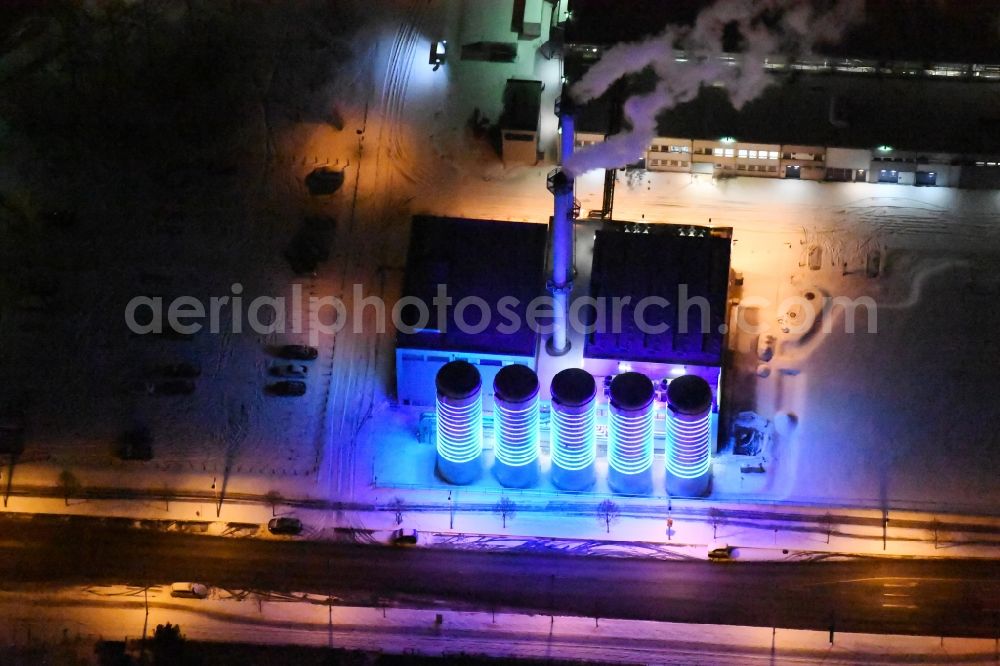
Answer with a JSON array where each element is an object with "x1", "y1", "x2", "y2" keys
[{"x1": 169, "y1": 582, "x2": 209, "y2": 599}]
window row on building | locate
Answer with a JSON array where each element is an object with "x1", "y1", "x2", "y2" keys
[{"x1": 573, "y1": 133, "x2": 1000, "y2": 188}]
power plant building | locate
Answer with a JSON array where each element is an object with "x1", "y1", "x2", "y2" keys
[
  {"x1": 583, "y1": 223, "x2": 733, "y2": 396},
  {"x1": 395, "y1": 215, "x2": 548, "y2": 409}
]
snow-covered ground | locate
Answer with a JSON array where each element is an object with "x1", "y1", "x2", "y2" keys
[
  {"x1": 4, "y1": 586, "x2": 999, "y2": 665},
  {"x1": 367, "y1": 168, "x2": 1000, "y2": 513},
  {"x1": 0, "y1": 0, "x2": 998, "y2": 534}
]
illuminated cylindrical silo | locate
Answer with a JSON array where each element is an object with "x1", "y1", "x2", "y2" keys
[
  {"x1": 665, "y1": 374, "x2": 713, "y2": 497},
  {"x1": 549, "y1": 368, "x2": 597, "y2": 491},
  {"x1": 607, "y1": 372, "x2": 655, "y2": 495},
  {"x1": 493, "y1": 364, "x2": 540, "y2": 488},
  {"x1": 436, "y1": 360, "x2": 483, "y2": 485}
]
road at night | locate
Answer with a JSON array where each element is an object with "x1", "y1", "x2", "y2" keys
[{"x1": 2, "y1": 515, "x2": 998, "y2": 639}]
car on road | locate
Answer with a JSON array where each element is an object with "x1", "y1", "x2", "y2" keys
[
  {"x1": 270, "y1": 364, "x2": 307, "y2": 378},
  {"x1": 267, "y1": 517, "x2": 303, "y2": 535},
  {"x1": 278, "y1": 344, "x2": 318, "y2": 360},
  {"x1": 169, "y1": 582, "x2": 209, "y2": 599},
  {"x1": 390, "y1": 528, "x2": 418, "y2": 546},
  {"x1": 708, "y1": 546, "x2": 735, "y2": 561},
  {"x1": 268, "y1": 380, "x2": 306, "y2": 397}
]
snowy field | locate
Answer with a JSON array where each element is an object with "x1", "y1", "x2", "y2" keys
[
  {"x1": 7, "y1": 588, "x2": 998, "y2": 665},
  {"x1": 0, "y1": 1, "x2": 998, "y2": 517}
]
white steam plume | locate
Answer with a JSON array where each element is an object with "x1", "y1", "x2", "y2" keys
[{"x1": 565, "y1": 0, "x2": 864, "y2": 176}]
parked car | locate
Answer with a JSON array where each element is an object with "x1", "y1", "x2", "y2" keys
[
  {"x1": 155, "y1": 380, "x2": 196, "y2": 396},
  {"x1": 391, "y1": 528, "x2": 418, "y2": 546},
  {"x1": 157, "y1": 362, "x2": 201, "y2": 378},
  {"x1": 708, "y1": 546, "x2": 735, "y2": 562},
  {"x1": 271, "y1": 364, "x2": 307, "y2": 378},
  {"x1": 267, "y1": 517, "x2": 303, "y2": 535},
  {"x1": 268, "y1": 380, "x2": 306, "y2": 397},
  {"x1": 169, "y1": 582, "x2": 209, "y2": 599},
  {"x1": 278, "y1": 344, "x2": 318, "y2": 360}
]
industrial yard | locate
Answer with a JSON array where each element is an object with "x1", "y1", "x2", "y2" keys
[
  {"x1": 2, "y1": 1, "x2": 1000, "y2": 663},
  {"x1": 0, "y1": 0, "x2": 997, "y2": 518}
]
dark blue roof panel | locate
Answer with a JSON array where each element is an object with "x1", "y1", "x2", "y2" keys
[
  {"x1": 396, "y1": 216, "x2": 548, "y2": 358},
  {"x1": 584, "y1": 224, "x2": 732, "y2": 366}
]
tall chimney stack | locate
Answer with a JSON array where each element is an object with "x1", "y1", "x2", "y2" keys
[{"x1": 546, "y1": 94, "x2": 575, "y2": 356}]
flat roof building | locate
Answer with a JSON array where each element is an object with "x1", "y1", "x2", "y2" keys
[
  {"x1": 584, "y1": 223, "x2": 733, "y2": 368},
  {"x1": 395, "y1": 215, "x2": 548, "y2": 407},
  {"x1": 500, "y1": 78, "x2": 543, "y2": 166}
]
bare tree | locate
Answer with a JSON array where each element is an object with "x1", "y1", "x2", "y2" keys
[
  {"x1": 388, "y1": 496, "x2": 405, "y2": 526},
  {"x1": 264, "y1": 490, "x2": 283, "y2": 517},
  {"x1": 161, "y1": 484, "x2": 176, "y2": 512},
  {"x1": 494, "y1": 496, "x2": 516, "y2": 529},
  {"x1": 596, "y1": 499, "x2": 620, "y2": 534},
  {"x1": 930, "y1": 518, "x2": 942, "y2": 549},
  {"x1": 57, "y1": 469, "x2": 81, "y2": 506},
  {"x1": 708, "y1": 507, "x2": 724, "y2": 540},
  {"x1": 821, "y1": 512, "x2": 835, "y2": 544}
]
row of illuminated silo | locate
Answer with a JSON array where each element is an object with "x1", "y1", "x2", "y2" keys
[{"x1": 434, "y1": 360, "x2": 714, "y2": 495}]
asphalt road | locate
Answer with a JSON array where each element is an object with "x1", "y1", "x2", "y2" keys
[{"x1": 2, "y1": 515, "x2": 998, "y2": 638}]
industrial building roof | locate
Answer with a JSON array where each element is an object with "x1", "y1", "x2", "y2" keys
[
  {"x1": 500, "y1": 79, "x2": 543, "y2": 132},
  {"x1": 569, "y1": 66, "x2": 1000, "y2": 155},
  {"x1": 563, "y1": 0, "x2": 1000, "y2": 156},
  {"x1": 656, "y1": 76, "x2": 1000, "y2": 156},
  {"x1": 396, "y1": 215, "x2": 548, "y2": 358},
  {"x1": 584, "y1": 224, "x2": 731, "y2": 367}
]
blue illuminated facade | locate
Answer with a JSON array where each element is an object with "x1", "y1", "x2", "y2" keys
[
  {"x1": 436, "y1": 397, "x2": 483, "y2": 464},
  {"x1": 436, "y1": 361, "x2": 484, "y2": 484},
  {"x1": 549, "y1": 368, "x2": 598, "y2": 491},
  {"x1": 606, "y1": 373, "x2": 655, "y2": 495},
  {"x1": 404, "y1": 216, "x2": 730, "y2": 497},
  {"x1": 494, "y1": 402, "x2": 539, "y2": 466},
  {"x1": 608, "y1": 409, "x2": 655, "y2": 475},
  {"x1": 665, "y1": 374, "x2": 714, "y2": 496},
  {"x1": 666, "y1": 412, "x2": 712, "y2": 478},
  {"x1": 493, "y1": 364, "x2": 540, "y2": 488}
]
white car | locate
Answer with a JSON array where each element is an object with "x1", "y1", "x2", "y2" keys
[{"x1": 169, "y1": 582, "x2": 209, "y2": 599}]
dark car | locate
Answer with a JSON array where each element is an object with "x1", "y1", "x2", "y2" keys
[
  {"x1": 268, "y1": 517, "x2": 303, "y2": 535},
  {"x1": 155, "y1": 380, "x2": 196, "y2": 396},
  {"x1": 708, "y1": 546, "x2": 735, "y2": 561},
  {"x1": 391, "y1": 528, "x2": 418, "y2": 546},
  {"x1": 156, "y1": 362, "x2": 201, "y2": 378},
  {"x1": 278, "y1": 344, "x2": 318, "y2": 360},
  {"x1": 269, "y1": 380, "x2": 306, "y2": 397}
]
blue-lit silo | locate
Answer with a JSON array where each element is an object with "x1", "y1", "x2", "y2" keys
[
  {"x1": 665, "y1": 374, "x2": 713, "y2": 497},
  {"x1": 492, "y1": 364, "x2": 540, "y2": 488},
  {"x1": 436, "y1": 360, "x2": 483, "y2": 485},
  {"x1": 607, "y1": 372, "x2": 655, "y2": 495},
  {"x1": 549, "y1": 368, "x2": 597, "y2": 491}
]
